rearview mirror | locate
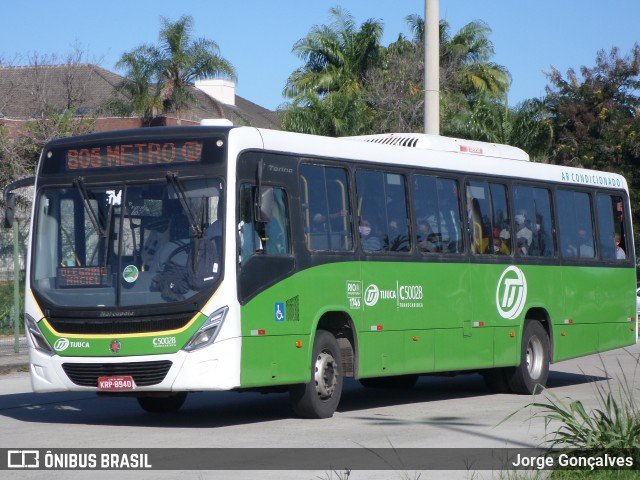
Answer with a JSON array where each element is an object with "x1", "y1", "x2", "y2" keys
[
  {"x1": 255, "y1": 186, "x2": 274, "y2": 223},
  {"x1": 3, "y1": 192, "x2": 15, "y2": 228}
]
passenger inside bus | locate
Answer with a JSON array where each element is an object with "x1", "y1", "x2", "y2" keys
[
  {"x1": 359, "y1": 218, "x2": 382, "y2": 251},
  {"x1": 615, "y1": 233, "x2": 626, "y2": 259},
  {"x1": 515, "y1": 214, "x2": 533, "y2": 255},
  {"x1": 489, "y1": 227, "x2": 510, "y2": 255}
]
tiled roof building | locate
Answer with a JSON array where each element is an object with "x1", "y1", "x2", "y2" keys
[{"x1": 0, "y1": 64, "x2": 279, "y2": 135}]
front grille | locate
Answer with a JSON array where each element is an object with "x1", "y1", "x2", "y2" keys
[
  {"x1": 48, "y1": 312, "x2": 194, "y2": 335},
  {"x1": 62, "y1": 360, "x2": 172, "y2": 387}
]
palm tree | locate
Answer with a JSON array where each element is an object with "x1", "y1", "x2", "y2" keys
[
  {"x1": 280, "y1": 7, "x2": 383, "y2": 136},
  {"x1": 153, "y1": 15, "x2": 236, "y2": 123},
  {"x1": 403, "y1": 15, "x2": 511, "y2": 100},
  {"x1": 365, "y1": 16, "x2": 513, "y2": 136},
  {"x1": 443, "y1": 20, "x2": 511, "y2": 99},
  {"x1": 114, "y1": 15, "x2": 236, "y2": 125},
  {"x1": 109, "y1": 46, "x2": 163, "y2": 126},
  {"x1": 445, "y1": 95, "x2": 552, "y2": 161}
]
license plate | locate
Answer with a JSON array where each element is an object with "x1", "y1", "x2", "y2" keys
[{"x1": 98, "y1": 376, "x2": 135, "y2": 391}]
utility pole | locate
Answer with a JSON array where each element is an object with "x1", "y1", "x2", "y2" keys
[{"x1": 424, "y1": 0, "x2": 440, "y2": 135}]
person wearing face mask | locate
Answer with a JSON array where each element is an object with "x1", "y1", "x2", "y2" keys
[
  {"x1": 359, "y1": 218, "x2": 382, "y2": 251},
  {"x1": 515, "y1": 214, "x2": 533, "y2": 255}
]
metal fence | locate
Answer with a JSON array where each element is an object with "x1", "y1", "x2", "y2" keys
[{"x1": 0, "y1": 193, "x2": 31, "y2": 354}]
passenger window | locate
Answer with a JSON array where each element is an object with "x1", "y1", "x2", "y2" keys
[
  {"x1": 238, "y1": 184, "x2": 290, "y2": 264},
  {"x1": 557, "y1": 190, "x2": 595, "y2": 259},
  {"x1": 513, "y1": 186, "x2": 555, "y2": 257},
  {"x1": 466, "y1": 181, "x2": 511, "y2": 255},
  {"x1": 299, "y1": 164, "x2": 353, "y2": 251},
  {"x1": 356, "y1": 170, "x2": 410, "y2": 252},
  {"x1": 596, "y1": 193, "x2": 627, "y2": 260},
  {"x1": 412, "y1": 175, "x2": 463, "y2": 253}
]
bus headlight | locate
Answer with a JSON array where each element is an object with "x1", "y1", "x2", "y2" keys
[
  {"x1": 26, "y1": 314, "x2": 54, "y2": 355},
  {"x1": 184, "y1": 306, "x2": 228, "y2": 352}
]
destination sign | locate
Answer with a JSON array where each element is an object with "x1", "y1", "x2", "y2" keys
[
  {"x1": 58, "y1": 266, "x2": 111, "y2": 288},
  {"x1": 65, "y1": 140, "x2": 203, "y2": 171}
]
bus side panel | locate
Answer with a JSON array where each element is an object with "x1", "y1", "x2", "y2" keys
[
  {"x1": 359, "y1": 260, "x2": 471, "y2": 377},
  {"x1": 238, "y1": 263, "x2": 360, "y2": 387},
  {"x1": 598, "y1": 322, "x2": 637, "y2": 352},
  {"x1": 404, "y1": 330, "x2": 434, "y2": 373},
  {"x1": 432, "y1": 328, "x2": 493, "y2": 371},
  {"x1": 468, "y1": 262, "x2": 512, "y2": 370},
  {"x1": 493, "y1": 327, "x2": 519, "y2": 367},
  {"x1": 240, "y1": 335, "x2": 309, "y2": 388},
  {"x1": 555, "y1": 265, "x2": 636, "y2": 361},
  {"x1": 357, "y1": 331, "x2": 404, "y2": 377}
]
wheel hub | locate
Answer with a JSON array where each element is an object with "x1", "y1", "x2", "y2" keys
[
  {"x1": 526, "y1": 335, "x2": 544, "y2": 380},
  {"x1": 314, "y1": 351, "x2": 338, "y2": 399}
]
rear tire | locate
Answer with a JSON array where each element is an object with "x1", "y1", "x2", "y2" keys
[
  {"x1": 289, "y1": 330, "x2": 343, "y2": 418},
  {"x1": 506, "y1": 320, "x2": 550, "y2": 394},
  {"x1": 137, "y1": 392, "x2": 187, "y2": 413}
]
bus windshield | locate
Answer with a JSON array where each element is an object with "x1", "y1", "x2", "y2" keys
[{"x1": 32, "y1": 176, "x2": 223, "y2": 308}]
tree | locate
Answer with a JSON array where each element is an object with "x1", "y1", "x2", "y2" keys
[
  {"x1": 546, "y1": 45, "x2": 640, "y2": 171},
  {"x1": 0, "y1": 49, "x2": 98, "y2": 187},
  {"x1": 545, "y1": 44, "x2": 640, "y2": 247},
  {"x1": 104, "y1": 46, "x2": 163, "y2": 126},
  {"x1": 111, "y1": 15, "x2": 236, "y2": 125},
  {"x1": 153, "y1": 15, "x2": 237, "y2": 123},
  {"x1": 366, "y1": 16, "x2": 514, "y2": 138},
  {"x1": 280, "y1": 7, "x2": 383, "y2": 136}
]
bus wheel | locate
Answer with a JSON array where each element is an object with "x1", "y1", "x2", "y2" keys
[
  {"x1": 289, "y1": 330, "x2": 343, "y2": 419},
  {"x1": 507, "y1": 321, "x2": 550, "y2": 394},
  {"x1": 137, "y1": 392, "x2": 187, "y2": 413}
]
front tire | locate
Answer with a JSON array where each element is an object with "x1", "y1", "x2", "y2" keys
[
  {"x1": 137, "y1": 392, "x2": 187, "y2": 413},
  {"x1": 506, "y1": 320, "x2": 550, "y2": 394},
  {"x1": 289, "y1": 330, "x2": 343, "y2": 418}
]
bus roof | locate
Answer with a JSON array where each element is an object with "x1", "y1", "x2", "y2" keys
[
  {"x1": 345, "y1": 132, "x2": 530, "y2": 162},
  {"x1": 250, "y1": 127, "x2": 628, "y2": 192}
]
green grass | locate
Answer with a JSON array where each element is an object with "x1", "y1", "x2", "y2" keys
[{"x1": 550, "y1": 470, "x2": 639, "y2": 479}]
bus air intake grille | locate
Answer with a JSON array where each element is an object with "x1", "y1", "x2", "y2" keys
[
  {"x1": 47, "y1": 312, "x2": 194, "y2": 335},
  {"x1": 62, "y1": 360, "x2": 172, "y2": 387}
]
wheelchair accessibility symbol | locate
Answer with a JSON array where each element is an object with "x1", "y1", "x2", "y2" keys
[{"x1": 275, "y1": 302, "x2": 285, "y2": 322}]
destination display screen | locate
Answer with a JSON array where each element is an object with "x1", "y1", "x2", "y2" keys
[
  {"x1": 65, "y1": 140, "x2": 203, "y2": 171},
  {"x1": 38, "y1": 130, "x2": 228, "y2": 175},
  {"x1": 57, "y1": 266, "x2": 111, "y2": 288}
]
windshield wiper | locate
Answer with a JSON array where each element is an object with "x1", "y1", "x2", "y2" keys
[
  {"x1": 166, "y1": 172, "x2": 204, "y2": 239},
  {"x1": 73, "y1": 177, "x2": 112, "y2": 267},
  {"x1": 74, "y1": 177, "x2": 105, "y2": 238}
]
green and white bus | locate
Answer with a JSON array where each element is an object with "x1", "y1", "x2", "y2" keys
[{"x1": 6, "y1": 124, "x2": 637, "y2": 418}]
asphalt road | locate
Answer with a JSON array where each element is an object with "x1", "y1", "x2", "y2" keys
[{"x1": 1, "y1": 341, "x2": 638, "y2": 480}]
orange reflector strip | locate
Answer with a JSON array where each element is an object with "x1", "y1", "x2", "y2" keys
[
  {"x1": 412, "y1": 336, "x2": 419, "y2": 342},
  {"x1": 295, "y1": 341, "x2": 303, "y2": 348},
  {"x1": 509, "y1": 331, "x2": 515, "y2": 337},
  {"x1": 561, "y1": 331, "x2": 566, "y2": 336}
]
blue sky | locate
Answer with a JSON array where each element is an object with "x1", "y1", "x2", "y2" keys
[{"x1": 1, "y1": 0, "x2": 639, "y2": 111}]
